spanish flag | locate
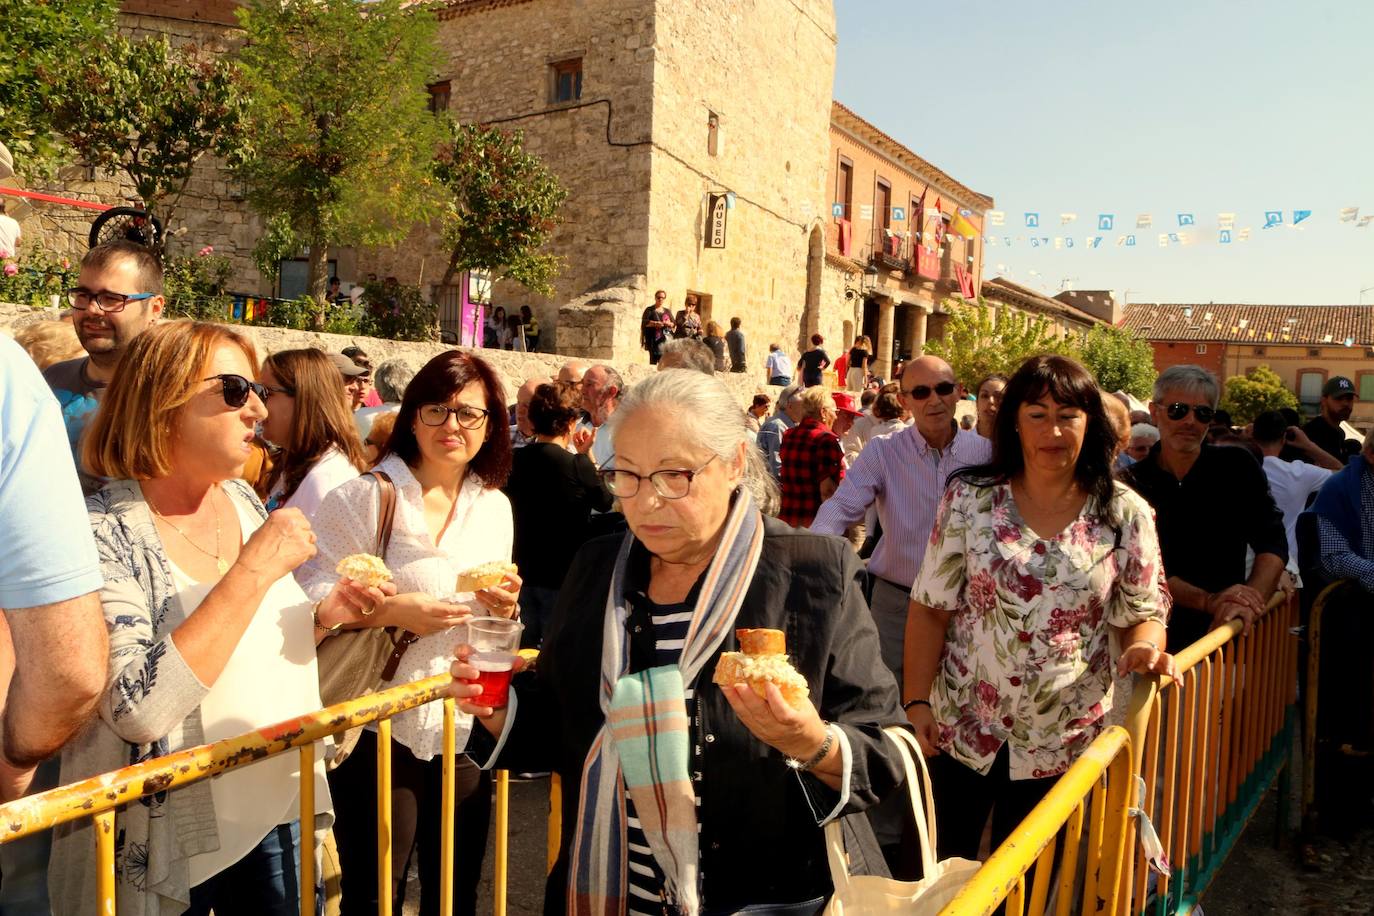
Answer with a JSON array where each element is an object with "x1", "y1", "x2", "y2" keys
[{"x1": 950, "y1": 208, "x2": 979, "y2": 240}]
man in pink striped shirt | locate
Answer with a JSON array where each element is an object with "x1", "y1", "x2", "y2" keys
[
  {"x1": 812, "y1": 355, "x2": 990, "y2": 866},
  {"x1": 811, "y1": 356, "x2": 991, "y2": 689}
]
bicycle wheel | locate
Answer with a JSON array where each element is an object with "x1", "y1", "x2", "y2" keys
[{"x1": 88, "y1": 207, "x2": 163, "y2": 249}]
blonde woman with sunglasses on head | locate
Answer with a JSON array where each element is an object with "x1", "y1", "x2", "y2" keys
[{"x1": 49, "y1": 321, "x2": 385, "y2": 916}]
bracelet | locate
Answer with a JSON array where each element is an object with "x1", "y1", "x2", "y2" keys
[
  {"x1": 1126, "y1": 639, "x2": 1159, "y2": 654},
  {"x1": 787, "y1": 723, "x2": 835, "y2": 772},
  {"x1": 313, "y1": 600, "x2": 344, "y2": 633},
  {"x1": 902, "y1": 698, "x2": 932, "y2": 712}
]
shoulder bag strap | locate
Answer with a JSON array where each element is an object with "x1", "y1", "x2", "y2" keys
[
  {"x1": 366, "y1": 470, "x2": 420, "y2": 682},
  {"x1": 370, "y1": 470, "x2": 398, "y2": 557}
]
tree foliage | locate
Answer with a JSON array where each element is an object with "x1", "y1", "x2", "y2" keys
[
  {"x1": 1077, "y1": 324, "x2": 1157, "y2": 400},
  {"x1": 923, "y1": 298, "x2": 1080, "y2": 390},
  {"x1": 1218, "y1": 364, "x2": 1299, "y2": 425},
  {"x1": 233, "y1": 0, "x2": 442, "y2": 323},
  {"x1": 0, "y1": 0, "x2": 119, "y2": 177},
  {"x1": 433, "y1": 122, "x2": 567, "y2": 297},
  {"x1": 51, "y1": 36, "x2": 247, "y2": 256}
]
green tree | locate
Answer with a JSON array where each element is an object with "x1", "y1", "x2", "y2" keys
[
  {"x1": 1078, "y1": 323, "x2": 1157, "y2": 400},
  {"x1": 924, "y1": 297, "x2": 1081, "y2": 390},
  {"x1": 433, "y1": 122, "x2": 567, "y2": 297},
  {"x1": 1218, "y1": 364, "x2": 1299, "y2": 425},
  {"x1": 51, "y1": 35, "x2": 247, "y2": 257},
  {"x1": 0, "y1": 0, "x2": 119, "y2": 178},
  {"x1": 233, "y1": 0, "x2": 442, "y2": 325}
]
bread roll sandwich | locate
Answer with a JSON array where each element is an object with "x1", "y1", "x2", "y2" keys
[
  {"x1": 712, "y1": 627, "x2": 810, "y2": 708},
  {"x1": 456, "y1": 561, "x2": 518, "y2": 593},
  {"x1": 335, "y1": 553, "x2": 393, "y2": 588}
]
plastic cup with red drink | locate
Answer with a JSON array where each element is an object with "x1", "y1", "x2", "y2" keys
[{"x1": 467, "y1": 616, "x2": 523, "y2": 708}]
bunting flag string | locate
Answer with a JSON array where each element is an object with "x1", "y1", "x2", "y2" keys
[{"x1": 825, "y1": 202, "x2": 1370, "y2": 257}]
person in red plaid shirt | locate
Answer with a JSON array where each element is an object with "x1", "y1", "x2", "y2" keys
[{"x1": 778, "y1": 387, "x2": 845, "y2": 527}]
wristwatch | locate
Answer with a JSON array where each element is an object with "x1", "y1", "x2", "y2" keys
[
  {"x1": 787, "y1": 722, "x2": 835, "y2": 772},
  {"x1": 313, "y1": 600, "x2": 344, "y2": 634}
]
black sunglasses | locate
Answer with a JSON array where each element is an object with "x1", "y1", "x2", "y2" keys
[
  {"x1": 206, "y1": 374, "x2": 269, "y2": 409},
  {"x1": 903, "y1": 381, "x2": 957, "y2": 401},
  {"x1": 1162, "y1": 402, "x2": 1215, "y2": 424}
]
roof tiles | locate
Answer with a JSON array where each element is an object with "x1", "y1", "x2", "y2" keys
[{"x1": 1119, "y1": 303, "x2": 1373, "y2": 346}]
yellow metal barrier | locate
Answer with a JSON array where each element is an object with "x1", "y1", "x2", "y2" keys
[
  {"x1": 0, "y1": 672, "x2": 547, "y2": 916},
  {"x1": 943, "y1": 591, "x2": 1299, "y2": 915},
  {"x1": 1120, "y1": 591, "x2": 1298, "y2": 914},
  {"x1": 939, "y1": 726, "x2": 1135, "y2": 916}
]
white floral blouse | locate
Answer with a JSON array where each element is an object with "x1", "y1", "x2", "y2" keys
[{"x1": 910, "y1": 478, "x2": 1171, "y2": 780}]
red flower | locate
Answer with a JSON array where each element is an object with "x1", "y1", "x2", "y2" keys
[
  {"x1": 1017, "y1": 630, "x2": 1032, "y2": 643},
  {"x1": 1007, "y1": 570, "x2": 1043, "y2": 602},
  {"x1": 968, "y1": 570, "x2": 997, "y2": 614}
]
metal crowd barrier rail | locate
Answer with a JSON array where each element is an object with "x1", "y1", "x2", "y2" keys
[
  {"x1": 941, "y1": 591, "x2": 1298, "y2": 915},
  {"x1": 1120, "y1": 591, "x2": 1298, "y2": 914},
  {"x1": 0, "y1": 672, "x2": 548, "y2": 916},
  {"x1": 939, "y1": 726, "x2": 1136, "y2": 916}
]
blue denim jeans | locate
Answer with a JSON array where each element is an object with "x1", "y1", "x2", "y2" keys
[{"x1": 182, "y1": 821, "x2": 302, "y2": 916}]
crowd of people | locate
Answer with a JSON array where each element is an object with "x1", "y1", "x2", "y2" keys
[{"x1": 2, "y1": 239, "x2": 1372, "y2": 914}]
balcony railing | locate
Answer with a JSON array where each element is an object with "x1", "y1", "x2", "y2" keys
[{"x1": 868, "y1": 227, "x2": 910, "y2": 273}]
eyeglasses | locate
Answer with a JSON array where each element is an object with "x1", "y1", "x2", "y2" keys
[
  {"x1": 418, "y1": 403, "x2": 490, "y2": 428},
  {"x1": 262, "y1": 384, "x2": 294, "y2": 398},
  {"x1": 206, "y1": 374, "x2": 269, "y2": 409},
  {"x1": 67, "y1": 288, "x2": 156, "y2": 313},
  {"x1": 903, "y1": 381, "x2": 957, "y2": 401},
  {"x1": 1161, "y1": 402, "x2": 1216, "y2": 424},
  {"x1": 599, "y1": 456, "x2": 716, "y2": 500}
]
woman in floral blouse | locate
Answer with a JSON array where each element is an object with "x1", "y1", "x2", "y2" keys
[{"x1": 904, "y1": 354, "x2": 1175, "y2": 860}]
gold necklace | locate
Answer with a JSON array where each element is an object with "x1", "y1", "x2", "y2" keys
[{"x1": 149, "y1": 487, "x2": 227, "y2": 575}]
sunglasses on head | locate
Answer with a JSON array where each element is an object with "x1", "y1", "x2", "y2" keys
[
  {"x1": 205, "y1": 374, "x2": 269, "y2": 409},
  {"x1": 1162, "y1": 402, "x2": 1215, "y2": 424},
  {"x1": 903, "y1": 381, "x2": 957, "y2": 400}
]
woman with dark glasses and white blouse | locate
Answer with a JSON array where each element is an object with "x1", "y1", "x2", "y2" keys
[{"x1": 50, "y1": 321, "x2": 383, "y2": 916}]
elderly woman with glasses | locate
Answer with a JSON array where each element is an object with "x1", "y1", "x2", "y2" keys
[
  {"x1": 450, "y1": 369, "x2": 906, "y2": 915},
  {"x1": 297, "y1": 350, "x2": 521, "y2": 916},
  {"x1": 49, "y1": 321, "x2": 383, "y2": 916}
]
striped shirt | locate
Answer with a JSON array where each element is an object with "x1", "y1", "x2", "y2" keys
[
  {"x1": 811, "y1": 423, "x2": 992, "y2": 587},
  {"x1": 624, "y1": 597, "x2": 701, "y2": 914}
]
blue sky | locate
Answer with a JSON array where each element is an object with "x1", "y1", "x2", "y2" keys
[{"x1": 833, "y1": 0, "x2": 1374, "y2": 305}]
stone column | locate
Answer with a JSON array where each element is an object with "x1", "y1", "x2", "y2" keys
[
  {"x1": 874, "y1": 296, "x2": 896, "y2": 381},
  {"x1": 912, "y1": 307, "x2": 928, "y2": 357}
]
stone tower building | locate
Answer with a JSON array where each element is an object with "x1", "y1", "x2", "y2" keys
[{"x1": 361, "y1": 0, "x2": 838, "y2": 366}]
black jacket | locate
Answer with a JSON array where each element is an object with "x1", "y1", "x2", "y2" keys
[{"x1": 471, "y1": 518, "x2": 906, "y2": 913}]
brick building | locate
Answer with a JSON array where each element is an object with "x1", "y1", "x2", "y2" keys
[
  {"x1": 1119, "y1": 302, "x2": 1374, "y2": 427},
  {"x1": 821, "y1": 102, "x2": 993, "y2": 379}
]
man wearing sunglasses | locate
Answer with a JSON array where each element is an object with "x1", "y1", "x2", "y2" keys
[
  {"x1": 1121, "y1": 365, "x2": 1287, "y2": 653},
  {"x1": 810, "y1": 355, "x2": 990, "y2": 864},
  {"x1": 812, "y1": 355, "x2": 990, "y2": 682},
  {"x1": 43, "y1": 241, "x2": 163, "y2": 494}
]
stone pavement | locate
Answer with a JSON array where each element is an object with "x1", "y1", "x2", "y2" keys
[
  {"x1": 402, "y1": 776, "x2": 552, "y2": 916},
  {"x1": 1201, "y1": 784, "x2": 1374, "y2": 914}
]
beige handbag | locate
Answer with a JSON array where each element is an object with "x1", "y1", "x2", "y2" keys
[{"x1": 823, "y1": 727, "x2": 981, "y2": 914}]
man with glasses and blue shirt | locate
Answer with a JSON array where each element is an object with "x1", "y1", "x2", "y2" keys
[
  {"x1": 44, "y1": 241, "x2": 163, "y2": 493},
  {"x1": 1121, "y1": 365, "x2": 1288, "y2": 653}
]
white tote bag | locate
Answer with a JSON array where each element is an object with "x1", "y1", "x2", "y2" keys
[{"x1": 823, "y1": 727, "x2": 981, "y2": 914}]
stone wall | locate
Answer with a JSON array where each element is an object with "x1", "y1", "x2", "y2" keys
[
  {"x1": 0, "y1": 301, "x2": 779, "y2": 410},
  {"x1": 642, "y1": 0, "x2": 837, "y2": 376},
  {"x1": 12, "y1": 5, "x2": 268, "y2": 296},
  {"x1": 356, "y1": 0, "x2": 660, "y2": 355}
]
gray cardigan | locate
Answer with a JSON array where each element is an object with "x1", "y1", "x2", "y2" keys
[{"x1": 50, "y1": 479, "x2": 263, "y2": 916}]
